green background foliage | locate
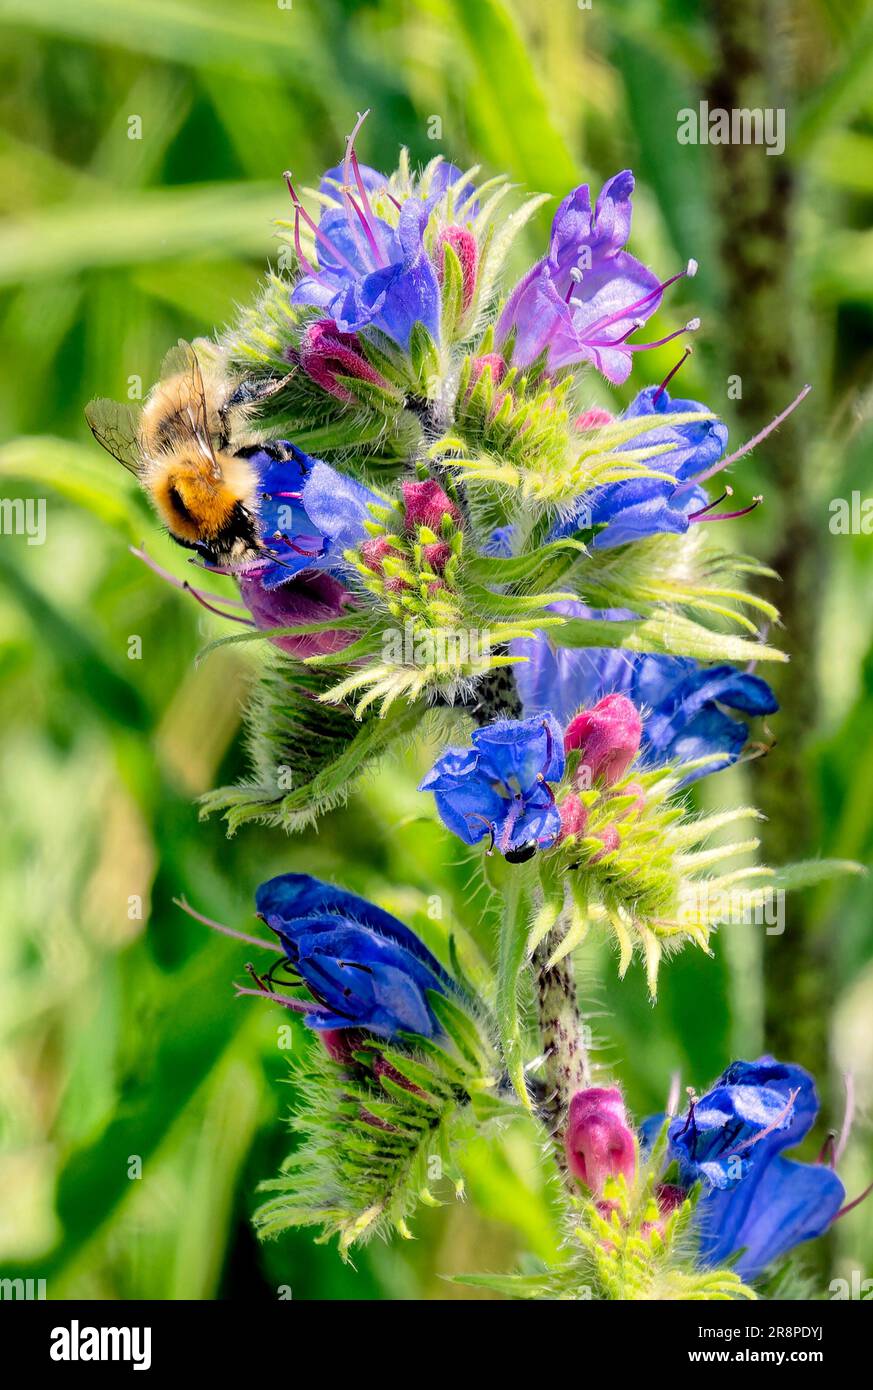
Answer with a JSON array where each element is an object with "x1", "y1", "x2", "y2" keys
[{"x1": 0, "y1": 0, "x2": 871, "y2": 1299}]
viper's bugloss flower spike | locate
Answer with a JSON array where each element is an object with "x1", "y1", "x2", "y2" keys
[
  {"x1": 513, "y1": 603, "x2": 778, "y2": 784},
  {"x1": 564, "y1": 693, "x2": 643, "y2": 786},
  {"x1": 254, "y1": 873, "x2": 455, "y2": 1039},
  {"x1": 566, "y1": 1087, "x2": 637, "y2": 1194},
  {"x1": 419, "y1": 714, "x2": 565, "y2": 858},
  {"x1": 648, "y1": 1056, "x2": 848, "y2": 1278},
  {"x1": 496, "y1": 170, "x2": 696, "y2": 383}
]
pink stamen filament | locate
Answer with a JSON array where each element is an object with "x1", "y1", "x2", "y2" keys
[
  {"x1": 653, "y1": 347, "x2": 693, "y2": 405},
  {"x1": 675, "y1": 384, "x2": 812, "y2": 495},
  {"x1": 292, "y1": 209, "x2": 319, "y2": 279},
  {"x1": 184, "y1": 583, "x2": 255, "y2": 626},
  {"x1": 584, "y1": 321, "x2": 699, "y2": 353},
  {"x1": 581, "y1": 262, "x2": 697, "y2": 339},
  {"x1": 836, "y1": 1176, "x2": 873, "y2": 1221},
  {"x1": 234, "y1": 984, "x2": 326, "y2": 1015},
  {"x1": 345, "y1": 189, "x2": 386, "y2": 267},
  {"x1": 341, "y1": 109, "x2": 381, "y2": 269},
  {"x1": 284, "y1": 172, "x2": 358, "y2": 275},
  {"x1": 173, "y1": 895, "x2": 276, "y2": 950},
  {"x1": 131, "y1": 545, "x2": 246, "y2": 606}
]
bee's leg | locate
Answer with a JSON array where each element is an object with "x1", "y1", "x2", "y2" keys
[{"x1": 221, "y1": 372, "x2": 294, "y2": 448}]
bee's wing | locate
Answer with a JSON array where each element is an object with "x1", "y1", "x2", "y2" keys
[
  {"x1": 161, "y1": 339, "x2": 222, "y2": 477},
  {"x1": 84, "y1": 398, "x2": 143, "y2": 475}
]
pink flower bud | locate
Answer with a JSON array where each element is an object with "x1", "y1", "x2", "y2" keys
[
  {"x1": 437, "y1": 226, "x2": 478, "y2": 310},
  {"x1": 558, "y1": 793, "x2": 589, "y2": 841},
  {"x1": 360, "y1": 535, "x2": 400, "y2": 573},
  {"x1": 298, "y1": 318, "x2": 388, "y2": 403},
  {"x1": 590, "y1": 823, "x2": 620, "y2": 864},
  {"x1": 565, "y1": 1086, "x2": 637, "y2": 1194},
  {"x1": 617, "y1": 781, "x2": 646, "y2": 820},
  {"x1": 422, "y1": 540, "x2": 452, "y2": 573},
  {"x1": 564, "y1": 694, "x2": 643, "y2": 786},
  {"x1": 575, "y1": 407, "x2": 614, "y2": 431},
  {"x1": 401, "y1": 479, "x2": 460, "y2": 532},
  {"x1": 470, "y1": 352, "x2": 507, "y2": 387}
]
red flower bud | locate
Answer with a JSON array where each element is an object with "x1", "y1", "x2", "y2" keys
[
  {"x1": 299, "y1": 318, "x2": 388, "y2": 403},
  {"x1": 422, "y1": 540, "x2": 452, "y2": 573},
  {"x1": 437, "y1": 226, "x2": 478, "y2": 310},
  {"x1": 590, "y1": 823, "x2": 620, "y2": 864},
  {"x1": 565, "y1": 1086, "x2": 637, "y2": 1194},
  {"x1": 470, "y1": 352, "x2": 507, "y2": 387},
  {"x1": 564, "y1": 694, "x2": 643, "y2": 786},
  {"x1": 558, "y1": 792, "x2": 589, "y2": 841},
  {"x1": 401, "y1": 479, "x2": 460, "y2": 531}
]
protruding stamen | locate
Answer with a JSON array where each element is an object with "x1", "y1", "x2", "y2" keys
[
  {"x1": 675, "y1": 384, "x2": 812, "y2": 494},
  {"x1": 686, "y1": 486, "x2": 732, "y2": 521},
  {"x1": 173, "y1": 895, "x2": 276, "y2": 950},
  {"x1": 653, "y1": 346, "x2": 693, "y2": 405},
  {"x1": 689, "y1": 494, "x2": 763, "y2": 525},
  {"x1": 283, "y1": 171, "x2": 358, "y2": 274},
  {"x1": 341, "y1": 109, "x2": 384, "y2": 269},
  {"x1": 233, "y1": 984, "x2": 323, "y2": 1014},
  {"x1": 581, "y1": 262, "x2": 700, "y2": 339},
  {"x1": 345, "y1": 189, "x2": 386, "y2": 267},
  {"x1": 836, "y1": 1176, "x2": 873, "y2": 1221},
  {"x1": 586, "y1": 319, "x2": 700, "y2": 353},
  {"x1": 183, "y1": 581, "x2": 256, "y2": 626}
]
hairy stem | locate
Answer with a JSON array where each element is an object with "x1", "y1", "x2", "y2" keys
[{"x1": 533, "y1": 913, "x2": 591, "y2": 1181}]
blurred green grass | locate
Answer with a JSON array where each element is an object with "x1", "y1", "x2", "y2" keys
[{"x1": 0, "y1": 0, "x2": 871, "y2": 1299}]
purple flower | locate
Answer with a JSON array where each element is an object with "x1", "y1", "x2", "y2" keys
[
  {"x1": 255, "y1": 874, "x2": 453, "y2": 1039},
  {"x1": 653, "y1": 1058, "x2": 846, "y2": 1279},
  {"x1": 286, "y1": 122, "x2": 473, "y2": 350},
  {"x1": 238, "y1": 444, "x2": 380, "y2": 592},
  {"x1": 512, "y1": 603, "x2": 778, "y2": 783},
  {"x1": 419, "y1": 714, "x2": 565, "y2": 860},
  {"x1": 496, "y1": 171, "x2": 696, "y2": 383},
  {"x1": 238, "y1": 569, "x2": 357, "y2": 660}
]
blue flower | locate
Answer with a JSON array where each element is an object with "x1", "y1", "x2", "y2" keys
[
  {"x1": 551, "y1": 386, "x2": 728, "y2": 549},
  {"x1": 240, "y1": 444, "x2": 379, "y2": 592},
  {"x1": 496, "y1": 172, "x2": 693, "y2": 384},
  {"x1": 256, "y1": 874, "x2": 452, "y2": 1039},
  {"x1": 655, "y1": 1057, "x2": 846, "y2": 1279},
  {"x1": 287, "y1": 133, "x2": 472, "y2": 350},
  {"x1": 419, "y1": 714, "x2": 565, "y2": 858},
  {"x1": 512, "y1": 603, "x2": 777, "y2": 783}
]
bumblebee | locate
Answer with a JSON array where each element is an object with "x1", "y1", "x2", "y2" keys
[{"x1": 85, "y1": 340, "x2": 290, "y2": 570}]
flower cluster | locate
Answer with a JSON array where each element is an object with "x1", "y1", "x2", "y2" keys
[{"x1": 86, "y1": 115, "x2": 862, "y2": 1297}]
